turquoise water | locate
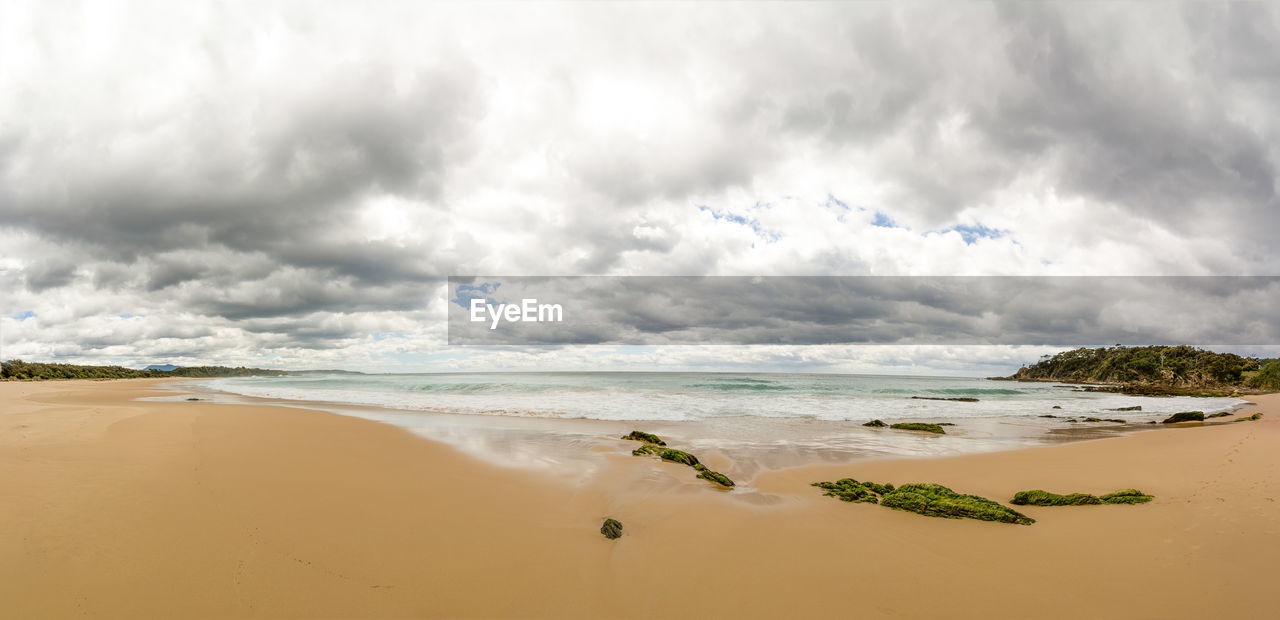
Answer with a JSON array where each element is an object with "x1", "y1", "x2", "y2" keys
[{"x1": 208, "y1": 372, "x2": 1242, "y2": 423}]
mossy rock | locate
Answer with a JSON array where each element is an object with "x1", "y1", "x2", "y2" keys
[
  {"x1": 862, "y1": 419, "x2": 887, "y2": 427},
  {"x1": 811, "y1": 479, "x2": 880, "y2": 504},
  {"x1": 1161, "y1": 411, "x2": 1205, "y2": 424},
  {"x1": 1011, "y1": 490, "x2": 1103, "y2": 506},
  {"x1": 632, "y1": 444, "x2": 662, "y2": 457},
  {"x1": 890, "y1": 422, "x2": 946, "y2": 434},
  {"x1": 1110, "y1": 406, "x2": 1142, "y2": 411},
  {"x1": 696, "y1": 468, "x2": 735, "y2": 487},
  {"x1": 1051, "y1": 405, "x2": 1062, "y2": 409},
  {"x1": 621, "y1": 430, "x2": 666, "y2": 445},
  {"x1": 861, "y1": 481, "x2": 896, "y2": 495},
  {"x1": 658, "y1": 448, "x2": 700, "y2": 467},
  {"x1": 1233, "y1": 412, "x2": 1263, "y2": 423},
  {"x1": 1083, "y1": 417, "x2": 1104, "y2": 422},
  {"x1": 1099, "y1": 489, "x2": 1153, "y2": 504},
  {"x1": 1205, "y1": 412, "x2": 1232, "y2": 419},
  {"x1": 600, "y1": 518, "x2": 623, "y2": 539},
  {"x1": 880, "y1": 483, "x2": 1034, "y2": 525}
]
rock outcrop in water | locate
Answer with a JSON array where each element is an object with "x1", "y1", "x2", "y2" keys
[
  {"x1": 890, "y1": 422, "x2": 946, "y2": 434},
  {"x1": 1161, "y1": 411, "x2": 1205, "y2": 424},
  {"x1": 624, "y1": 435, "x2": 734, "y2": 488},
  {"x1": 910, "y1": 396, "x2": 979, "y2": 402}
]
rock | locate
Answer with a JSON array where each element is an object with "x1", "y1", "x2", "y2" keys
[
  {"x1": 695, "y1": 468, "x2": 735, "y2": 487},
  {"x1": 811, "y1": 479, "x2": 881, "y2": 504},
  {"x1": 658, "y1": 448, "x2": 699, "y2": 467},
  {"x1": 620, "y1": 430, "x2": 666, "y2": 445},
  {"x1": 1051, "y1": 405, "x2": 1062, "y2": 409},
  {"x1": 890, "y1": 422, "x2": 946, "y2": 434},
  {"x1": 632, "y1": 444, "x2": 662, "y2": 457},
  {"x1": 600, "y1": 518, "x2": 623, "y2": 539},
  {"x1": 1232, "y1": 412, "x2": 1263, "y2": 423},
  {"x1": 185, "y1": 397, "x2": 201, "y2": 401},
  {"x1": 880, "y1": 483, "x2": 1034, "y2": 525},
  {"x1": 910, "y1": 396, "x2": 979, "y2": 402},
  {"x1": 1011, "y1": 490, "x2": 1103, "y2": 506},
  {"x1": 1205, "y1": 412, "x2": 1232, "y2": 418},
  {"x1": 1109, "y1": 406, "x2": 1142, "y2": 411},
  {"x1": 1098, "y1": 489, "x2": 1153, "y2": 504},
  {"x1": 1161, "y1": 411, "x2": 1205, "y2": 424},
  {"x1": 862, "y1": 419, "x2": 887, "y2": 427}
]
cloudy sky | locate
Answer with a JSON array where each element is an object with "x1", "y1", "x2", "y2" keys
[{"x1": 2, "y1": 1, "x2": 1278, "y2": 374}]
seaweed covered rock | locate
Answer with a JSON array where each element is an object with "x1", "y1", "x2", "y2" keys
[
  {"x1": 658, "y1": 448, "x2": 700, "y2": 467},
  {"x1": 1110, "y1": 405, "x2": 1142, "y2": 411},
  {"x1": 621, "y1": 430, "x2": 666, "y2": 445},
  {"x1": 890, "y1": 422, "x2": 946, "y2": 434},
  {"x1": 861, "y1": 481, "x2": 896, "y2": 495},
  {"x1": 1011, "y1": 490, "x2": 1103, "y2": 506},
  {"x1": 862, "y1": 419, "x2": 887, "y2": 427},
  {"x1": 811, "y1": 479, "x2": 881, "y2": 504},
  {"x1": 1161, "y1": 411, "x2": 1205, "y2": 424},
  {"x1": 694, "y1": 465, "x2": 735, "y2": 487},
  {"x1": 632, "y1": 444, "x2": 662, "y2": 457},
  {"x1": 1205, "y1": 412, "x2": 1232, "y2": 419},
  {"x1": 600, "y1": 518, "x2": 623, "y2": 539},
  {"x1": 880, "y1": 483, "x2": 1034, "y2": 525},
  {"x1": 1233, "y1": 412, "x2": 1264, "y2": 423},
  {"x1": 1099, "y1": 489, "x2": 1153, "y2": 504}
]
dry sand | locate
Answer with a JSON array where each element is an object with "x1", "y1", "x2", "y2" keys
[{"x1": 1, "y1": 379, "x2": 1276, "y2": 618}]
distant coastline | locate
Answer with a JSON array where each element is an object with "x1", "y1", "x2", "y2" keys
[{"x1": 992, "y1": 345, "x2": 1280, "y2": 397}]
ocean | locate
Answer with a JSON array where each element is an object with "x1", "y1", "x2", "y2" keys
[{"x1": 193, "y1": 372, "x2": 1246, "y2": 476}]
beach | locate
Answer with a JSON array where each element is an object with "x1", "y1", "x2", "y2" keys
[{"x1": 1, "y1": 378, "x2": 1276, "y2": 618}]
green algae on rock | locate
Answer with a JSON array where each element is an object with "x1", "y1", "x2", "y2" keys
[
  {"x1": 1161, "y1": 411, "x2": 1205, "y2": 424},
  {"x1": 601, "y1": 518, "x2": 623, "y2": 539},
  {"x1": 1098, "y1": 489, "x2": 1153, "y2": 504},
  {"x1": 1233, "y1": 412, "x2": 1264, "y2": 422},
  {"x1": 880, "y1": 483, "x2": 1034, "y2": 525},
  {"x1": 811, "y1": 479, "x2": 881, "y2": 504},
  {"x1": 890, "y1": 422, "x2": 946, "y2": 434},
  {"x1": 862, "y1": 419, "x2": 887, "y2": 427},
  {"x1": 694, "y1": 465, "x2": 736, "y2": 488},
  {"x1": 620, "y1": 430, "x2": 666, "y2": 445},
  {"x1": 813, "y1": 480, "x2": 1032, "y2": 525},
  {"x1": 1011, "y1": 490, "x2": 1104, "y2": 506}
]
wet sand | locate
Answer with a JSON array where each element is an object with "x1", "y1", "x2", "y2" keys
[{"x1": 1, "y1": 379, "x2": 1275, "y2": 618}]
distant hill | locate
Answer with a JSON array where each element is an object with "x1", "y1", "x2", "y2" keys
[
  {"x1": 1, "y1": 360, "x2": 287, "y2": 381},
  {"x1": 999, "y1": 345, "x2": 1277, "y2": 396},
  {"x1": 144, "y1": 364, "x2": 182, "y2": 372}
]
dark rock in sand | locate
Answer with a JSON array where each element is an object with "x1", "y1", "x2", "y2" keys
[
  {"x1": 1109, "y1": 406, "x2": 1142, "y2": 411},
  {"x1": 862, "y1": 419, "x2": 887, "y2": 427},
  {"x1": 601, "y1": 518, "x2": 623, "y2": 539}
]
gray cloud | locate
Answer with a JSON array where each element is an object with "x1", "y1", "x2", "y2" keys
[{"x1": 1, "y1": 2, "x2": 1278, "y2": 369}]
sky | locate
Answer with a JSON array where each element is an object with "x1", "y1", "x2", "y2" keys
[{"x1": 2, "y1": 1, "x2": 1279, "y2": 375}]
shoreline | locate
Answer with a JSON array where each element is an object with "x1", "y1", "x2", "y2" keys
[{"x1": 1, "y1": 379, "x2": 1275, "y2": 618}]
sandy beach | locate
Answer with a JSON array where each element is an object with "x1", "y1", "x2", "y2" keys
[{"x1": 1, "y1": 378, "x2": 1275, "y2": 619}]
